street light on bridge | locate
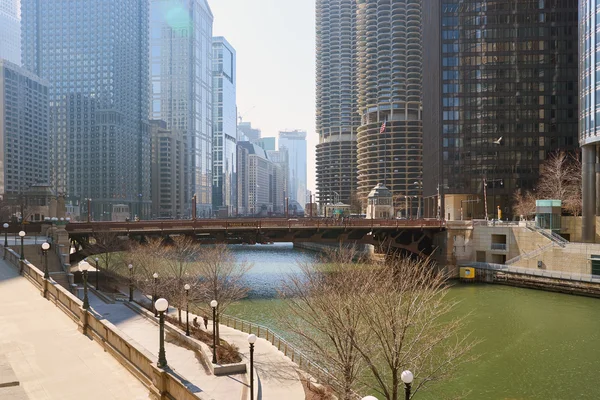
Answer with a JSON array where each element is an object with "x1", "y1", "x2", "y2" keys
[
  {"x1": 79, "y1": 260, "x2": 91, "y2": 310},
  {"x1": 18, "y1": 230, "x2": 25, "y2": 260},
  {"x1": 155, "y1": 298, "x2": 169, "y2": 368},
  {"x1": 3, "y1": 223, "x2": 8, "y2": 247}
]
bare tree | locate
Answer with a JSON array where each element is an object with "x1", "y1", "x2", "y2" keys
[
  {"x1": 281, "y1": 247, "x2": 371, "y2": 399},
  {"x1": 512, "y1": 189, "x2": 536, "y2": 219},
  {"x1": 281, "y1": 250, "x2": 474, "y2": 400},
  {"x1": 194, "y1": 244, "x2": 253, "y2": 343},
  {"x1": 393, "y1": 193, "x2": 409, "y2": 218}
]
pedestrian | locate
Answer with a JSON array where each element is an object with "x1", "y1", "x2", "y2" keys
[{"x1": 203, "y1": 315, "x2": 208, "y2": 330}]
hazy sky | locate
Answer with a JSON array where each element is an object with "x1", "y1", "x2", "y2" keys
[{"x1": 210, "y1": 0, "x2": 317, "y2": 192}]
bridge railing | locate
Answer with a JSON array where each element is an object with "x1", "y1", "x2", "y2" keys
[{"x1": 66, "y1": 218, "x2": 446, "y2": 233}]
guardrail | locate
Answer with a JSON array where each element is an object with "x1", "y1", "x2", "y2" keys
[
  {"x1": 460, "y1": 261, "x2": 600, "y2": 284},
  {"x1": 525, "y1": 221, "x2": 569, "y2": 247},
  {"x1": 491, "y1": 243, "x2": 507, "y2": 251},
  {"x1": 66, "y1": 218, "x2": 447, "y2": 234}
]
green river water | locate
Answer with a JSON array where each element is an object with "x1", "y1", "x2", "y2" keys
[{"x1": 226, "y1": 243, "x2": 600, "y2": 400}]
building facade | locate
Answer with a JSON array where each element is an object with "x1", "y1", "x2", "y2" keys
[
  {"x1": 150, "y1": 0, "x2": 214, "y2": 218},
  {"x1": 581, "y1": 0, "x2": 600, "y2": 241},
  {"x1": 256, "y1": 137, "x2": 276, "y2": 151},
  {"x1": 0, "y1": 60, "x2": 49, "y2": 196},
  {"x1": 423, "y1": 0, "x2": 578, "y2": 221},
  {"x1": 212, "y1": 36, "x2": 237, "y2": 216},
  {"x1": 279, "y1": 130, "x2": 307, "y2": 207},
  {"x1": 356, "y1": 0, "x2": 423, "y2": 217},
  {"x1": 0, "y1": 0, "x2": 20, "y2": 65},
  {"x1": 150, "y1": 120, "x2": 184, "y2": 219},
  {"x1": 237, "y1": 141, "x2": 274, "y2": 215},
  {"x1": 267, "y1": 148, "x2": 289, "y2": 213},
  {"x1": 315, "y1": 0, "x2": 359, "y2": 207},
  {"x1": 238, "y1": 121, "x2": 261, "y2": 142},
  {"x1": 22, "y1": 0, "x2": 151, "y2": 220}
]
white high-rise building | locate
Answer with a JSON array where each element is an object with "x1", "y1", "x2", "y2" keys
[
  {"x1": 0, "y1": 0, "x2": 20, "y2": 65},
  {"x1": 279, "y1": 130, "x2": 307, "y2": 208},
  {"x1": 150, "y1": 0, "x2": 214, "y2": 218}
]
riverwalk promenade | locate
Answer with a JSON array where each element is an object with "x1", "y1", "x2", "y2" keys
[
  {"x1": 0, "y1": 257, "x2": 150, "y2": 400},
  {"x1": 0, "y1": 246, "x2": 305, "y2": 399}
]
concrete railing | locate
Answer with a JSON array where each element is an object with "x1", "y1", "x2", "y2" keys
[{"x1": 3, "y1": 246, "x2": 205, "y2": 400}]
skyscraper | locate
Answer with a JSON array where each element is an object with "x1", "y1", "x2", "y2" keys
[
  {"x1": 0, "y1": 0, "x2": 20, "y2": 65},
  {"x1": 238, "y1": 121, "x2": 261, "y2": 142},
  {"x1": 150, "y1": 0, "x2": 214, "y2": 218},
  {"x1": 0, "y1": 59, "x2": 49, "y2": 195},
  {"x1": 315, "y1": 0, "x2": 359, "y2": 207},
  {"x1": 356, "y1": 0, "x2": 423, "y2": 216},
  {"x1": 212, "y1": 36, "x2": 237, "y2": 216},
  {"x1": 581, "y1": 0, "x2": 599, "y2": 241},
  {"x1": 423, "y1": 0, "x2": 578, "y2": 221},
  {"x1": 22, "y1": 0, "x2": 151, "y2": 220},
  {"x1": 279, "y1": 130, "x2": 307, "y2": 207}
]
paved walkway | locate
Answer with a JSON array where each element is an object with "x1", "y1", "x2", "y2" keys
[
  {"x1": 0, "y1": 259, "x2": 150, "y2": 400},
  {"x1": 87, "y1": 294, "x2": 249, "y2": 399},
  {"x1": 99, "y1": 285, "x2": 306, "y2": 400}
]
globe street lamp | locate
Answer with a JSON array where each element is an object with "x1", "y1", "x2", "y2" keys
[
  {"x1": 155, "y1": 298, "x2": 169, "y2": 368},
  {"x1": 79, "y1": 260, "x2": 91, "y2": 309},
  {"x1": 18, "y1": 230, "x2": 25, "y2": 260},
  {"x1": 362, "y1": 397, "x2": 379, "y2": 400},
  {"x1": 401, "y1": 370, "x2": 413, "y2": 400},
  {"x1": 184, "y1": 284, "x2": 191, "y2": 336},
  {"x1": 210, "y1": 299, "x2": 218, "y2": 364},
  {"x1": 128, "y1": 264, "x2": 134, "y2": 302},
  {"x1": 3, "y1": 223, "x2": 8, "y2": 247},
  {"x1": 248, "y1": 334, "x2": 257, "y2": 400},
  {"x1": 94, "y1": 257, "x2": 100, "y2": 290},
  {"x1": 153, "y1": 273, "x2": 159, "y2": 317},
  {"x1": 41, "y1": 242, "x2": 50, "y2": 279}
]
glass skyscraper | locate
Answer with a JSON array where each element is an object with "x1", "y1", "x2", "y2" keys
[
  {"x1": 0, "y1": 0, "x2": 20, "y2": 65},
  {"x1": 22, "y1": 0, "x2": 151, "y2": 220},
  {"x1": 212, "y1": 36, "x2": 237, "y2": 216},
  {"x1": 279, "y1": 130, "x2": 308, "y2": 208},
  {"x1": 423, "y1": 0, "x2": 578, "y2": 220},
  {"x1": 581, "y1": 0, "x2": 600, "y2": 241},
  {"x1": 150, "y1": 0, "x2": 214, "y2": 218}
]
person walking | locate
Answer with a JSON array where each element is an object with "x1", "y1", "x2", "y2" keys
[{"x1": 203, "y1": 315, "x2": 208, "y2": 330}]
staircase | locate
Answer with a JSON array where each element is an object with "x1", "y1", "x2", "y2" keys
[{"x1": 13, "y1": 245, "x2": 71, "y2": 290}]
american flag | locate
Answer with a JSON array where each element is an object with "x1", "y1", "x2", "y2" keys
[{"x1": 380, "y1": 120, "x2": 386, "y2": 134}]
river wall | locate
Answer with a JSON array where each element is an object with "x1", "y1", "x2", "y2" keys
[{"x1": 470, "y1": 267, "x2": 600, "y2": 298}]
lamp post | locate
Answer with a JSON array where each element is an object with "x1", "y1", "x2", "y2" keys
[
  {"x1": 184, "y1": 283, "x2": 190, "y2": 336},
  {"x1": 401, "y1": 370, "x2": 413, "y2": 400},
  {"x1": 41, "y1": 242, "x2": 50, "y2": 279},
  {"x1": 153, "y1": 272, "x2": 159, "y2": 317},
  {"x1": 128, "y1": 264, "x2": 134, "y2": 302},
  {"x1": 3, "y1": 223, "x2": 8, "y2": 247},
  {"x1": 210, "y1": 299, "x2": 218, "y2": 364},
  {"x1": 80, "y1": 260, "x2": 90, "y2": 309},
  {"x1": 248, "y1": 334, "x2": 256, "y2": 400},
  {"x1": 155, "y1": 298, "x2": 169, "y2": 368},
  {"x1": 94, "y1": 257, "x2": 100, "y2": 290},
  {"x1": 18, "y1": 230, "x2": 25, "y2": 260}
]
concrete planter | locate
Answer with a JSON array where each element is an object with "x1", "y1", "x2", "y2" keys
[{"x1": 211, "y1": 362, "x2": 247, "y2": 376}]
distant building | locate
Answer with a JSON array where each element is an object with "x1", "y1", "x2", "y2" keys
[
  {"x1": 150, "y1": 120, "x2": 184, "y2": 219},
  {"x1": 267, "y1": 149, "x2": 289, "y2": 214},
  {"x1": 238, "y1": 141, "x2": 274, "y2": 215},
  {"x1": 212, "y1": 37, "x2": 237, "y2": 216},
  {"x1": 238, "y1": 122, "x2": 261, "y2": 142},
  {"x1": 0, "y1": 0, "x2": 20, "y2": 65},
  {"x1": 150, "y1": 0, "x2": 214, "y2": 218},
  {"x1": 256, "y1": 137, "x2": 276, "y2": 151},
  {"x1": 0, "y1": 60, "x2": 49, "y2": 196},
  {"x1": 279, "y1": 130, "x2": 307, "y2": 207},
  {"x1": 22, "y1": 0, "x2": 151, "y2": 220}
]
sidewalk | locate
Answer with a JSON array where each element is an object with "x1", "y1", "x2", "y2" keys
[
  {"x1": 87, "y1": 293, "x2": 248, "y2": 399},
  {"x1": 107, "y1": 285, "x2": 305, "y2": 400},
  {"x1": 0, "y1": 258, "x2": 150, "y2": 400}
]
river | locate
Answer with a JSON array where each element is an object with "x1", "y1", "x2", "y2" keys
[{"x1": 226, "y1": 243, "x2": 600, "y2": 400}]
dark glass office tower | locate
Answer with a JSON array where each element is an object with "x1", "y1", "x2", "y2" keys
[
  {"x1": 22, "y1": 0, "x2": 151, "y2": 219},
  {"x1": 422, "y1": 0, "x2": 578, "y2": 220}
]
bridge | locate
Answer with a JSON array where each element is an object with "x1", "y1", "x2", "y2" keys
[{"x1": 66, "y1": 218, "x2": 446, "y2": 258}]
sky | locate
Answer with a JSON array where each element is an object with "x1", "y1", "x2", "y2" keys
[{"x1": 209, "y1": 0, "x2": 317, "y2": 193}]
